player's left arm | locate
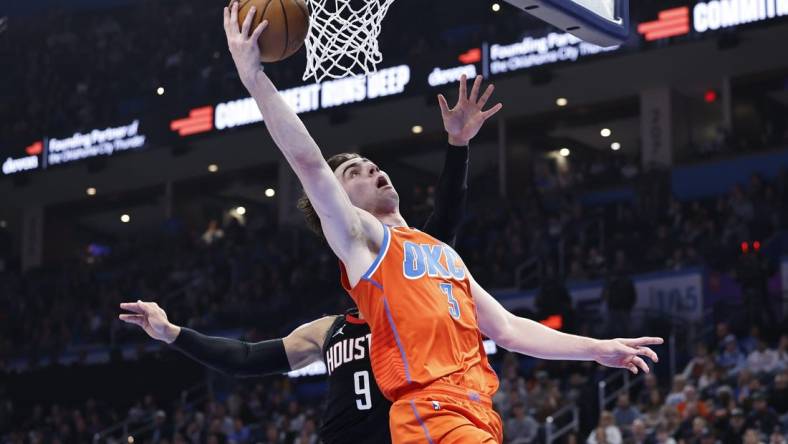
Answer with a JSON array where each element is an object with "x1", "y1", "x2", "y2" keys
[
  {"x1": 469, "y1": 274, "x2": 663, "y2": 374},
  {"x1": 422, "y1": 75, "x2": 502, "y2": 246}
]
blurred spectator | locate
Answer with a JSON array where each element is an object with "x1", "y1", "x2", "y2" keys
[
  {"x1": 587, "y1": 411, "x2": 623, "y2": 444},
  {"x1": 505, "y1": 402, "x2": 539, "y2": 444},
  {"x1": 202, "y1": 220, "x2": 225, "y2": 245},
  {"x1": 747, "y1": 340, "x2": 780, "y2": 375},
  {"x1": 769, "y1": 371, "x2": 788, "y2": 416},
  {"x1": 718, "y1": 335, "x2": 746, "y2": 376},
  {"x1": 653, "y1": 424, "x2": 678, "y2": 444},
  {"x1": 613, "y1": 394, "x2": 641, "y2": 429},
  {"x1": 665, "y1": 376, "x2": 688, "y2": 407},
  {"x1": 743, "y1": 428, "x2": 765, "y2": 444},
  {"x1": 630, "y1": 418, "x2": 648, "y2": 444},
  {"x1": 677, "y1": 385, "x2": 711, "y2": 419},
  {"x1": 747, "y1": 392, "x2": 780, "y2": 436}
]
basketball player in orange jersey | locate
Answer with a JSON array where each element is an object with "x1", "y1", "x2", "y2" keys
[{"x1": 224, "y1": 4, "x2": 663, "y2": 442}]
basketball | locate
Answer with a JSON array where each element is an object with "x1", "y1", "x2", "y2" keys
[{"x1": 233, "y1": 0, "x2": 310, "y2": 63}]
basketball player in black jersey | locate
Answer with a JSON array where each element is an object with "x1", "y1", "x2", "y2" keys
[{"x1": 120, "y1": 93, "x2": 482, "y2": 442}]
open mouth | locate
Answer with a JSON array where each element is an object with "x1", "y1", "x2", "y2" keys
[{"x1": 376, "y1": 176, "x2": 389, "y2": 189}]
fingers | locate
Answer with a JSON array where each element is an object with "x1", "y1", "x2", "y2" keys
[
  {"x1": 469, "y1": 75, "x2": 482, "y2": 103},
  {"x1": 623, "y1": 337, "x2": 664, "y2": 347},
  {"x1": 223, "y1": 6, "x2": 231, "y2": 33},
  {"x1": 458, "y1": 74, "x2": 467, "y2": 104},
  {"x1": 119, "y1": 301, "x2": 144, "y2": 314},
  {"x1": 477, "y1": 84, "x2": 495, "y2": 109},
  {"x1": 636, "y1": 346, "x2": 659, "y2": 363},
  {"x1": 627, "y1": 363, "x2": 639, "y2": 374},
  {"x1": 481, "y1": 103, "x2": 503, "y2": 120},
  {"x1": 250, "y1": 19, "x2": 268, "y2": 42},
  {"x1": 230, "y1": 1, "x2": 239, "y2": 32},
  {"x1": 632, "y1": 356, "x2": 650, "y2": 373},
  {"x1": 119, "y1": 314, "x2": 145, "y2": 326},
  {"x1": 121, "y1": 300, "x2": 159, "y2": 316},
  {"x1": 241, "y1": 5, "x2": 256, "y2": 37},
  {"x1": 133, "y1": 300, "x2": 155, "y2": 315},
  {"x1": 437, "y1": 94, "x2": 450, "y2": 115}
]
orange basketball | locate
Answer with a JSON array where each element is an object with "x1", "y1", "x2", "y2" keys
[{"x1": 234, "y1": 0, "x2": 310, "y2": 63}]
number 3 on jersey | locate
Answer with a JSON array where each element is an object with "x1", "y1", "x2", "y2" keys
[
  {"x1": 353, "y1": 370, "x2": 372, "y2": 410},
  {"x1": 440, "y1": 282, "x2": 461, "y2": 320}
]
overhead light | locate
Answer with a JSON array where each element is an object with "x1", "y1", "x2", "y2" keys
[
  {"x1": 559, "y1": 148, "x2": 570, "y2": 157},
  {"x1": 492, "y1": 3, "x2": 501, "y2": 11},
  {"x1": 611, "y1": 142, "x2": 621, "y2": 151},
  {"x1": 265, "y1": 188, "x2": 275, "y2": 198},
  {"x1": 120, "y1": 214, "x2": 131, "y2": 223},
  {"x1": 86, "y1": 187, "x2": 97, "y2": 196},
  {"x1": 208, "y1": 164, "x2": 219, "y2": 173},
  {"x1": 156, "y1": 87, "x2": 165, "y2": 96},
  {"x1": 411, "y1": 125, "x2": 423, "y2": 134},
  {"x1": 600, "y1": 128, "x2": 612, "y2": 137},
  {"x1": 235, "y1": 206, "x2": 246, "y2": 216},
  {"x1": 556, "y1": 97, "x2": 568, "y2": 107},
  {"x1": 0, "y1": 220, "x2": 6, "y2": 228}
]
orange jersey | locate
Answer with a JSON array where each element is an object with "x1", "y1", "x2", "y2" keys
[{"x1": 339, "y1": 224, "x2": 499, "y2": 402}]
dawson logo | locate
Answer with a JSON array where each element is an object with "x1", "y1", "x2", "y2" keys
[
  {"x1": 638, "y1": 7, "x2": 691, "y2": 41},
  {"x1": 2, "y1": 155, "x2": 39, "y2": 175},
  {"x1": 170, "y1": 106, "x2": 214, "y2": 137},
  {"x1": 458, "y1": 48, "x2": 482, "y2": 64},
  {"x1": 428, "y1": 65, "x2": 479, "y2": 87},
  {"x1": 2, "y1": 141, "x2": 42, "y2": 175}
]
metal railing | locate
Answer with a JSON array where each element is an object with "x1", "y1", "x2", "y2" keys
[
  {"x1": 557, "y1": 217, "x2": 605, "y2": 277},
  {"x1": 597, "y1": 370, "x2": 643, "y2": 414},
  {"x1": 515, "y1": 256, "x2": 542, "y2": 289},
  {"x1": 545, "y1": 403, "x2": 580, "y2": 444}
]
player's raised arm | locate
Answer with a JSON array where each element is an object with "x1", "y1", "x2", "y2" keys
[
  {"x1": 422, "y1": 75, "x2": 502, "y2": 245},
  {"x1": 468, "y1": 276, "x2": 664, "y2": 374},
  {"x1": 222, "y1": 2, "x2": 379, "y2": 267},
  {"x1": 119, "y1": 300, "x2": 335, "y2": 376}
]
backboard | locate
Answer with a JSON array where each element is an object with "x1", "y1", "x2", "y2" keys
[{"x1": 503, "y1": 0, "x2": 630, "y2": 47}]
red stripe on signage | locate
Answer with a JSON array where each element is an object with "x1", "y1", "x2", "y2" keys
[
  {"x1": 645, "y1": 24, "x2": 691, "y2": 40},
  {"x1": 659, "y1": 7, "x2": 689, "y2": 19},
  {"x1": 637, "y1": 17, "x2": 689, "y2": 34},
  {"x1": 176, "y1": 122, "x2": 213, "y2": 136}
]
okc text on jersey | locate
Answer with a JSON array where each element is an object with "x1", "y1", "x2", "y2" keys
[{"x1": 402, "y1": 242, "x2": 466, "y2": 280}]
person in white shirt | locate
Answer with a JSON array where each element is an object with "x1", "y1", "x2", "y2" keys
[
  {"x1": 747, "y1": 339, "x2": 780, "y2": 374},
  {"x1": 587, "y1": 411, "x2": 623, "y2": 444}
]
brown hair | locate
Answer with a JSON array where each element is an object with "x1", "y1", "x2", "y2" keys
[{"x1": 297, "y1": 152, "x2": 361, "y2": 238}]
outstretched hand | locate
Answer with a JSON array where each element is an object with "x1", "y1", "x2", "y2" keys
[
  {"x1": 223, "y1": 1, "x2": 268, "y2": 89},
  {"x1": 593, "y1": 337, "x2": 664, "y2": 374},
  {"x1": 438, "y1": 75, "x2": 503, "y2": 147},
  {"x1": 119, "y1": 300, "x2": 180, "y2": 344}
]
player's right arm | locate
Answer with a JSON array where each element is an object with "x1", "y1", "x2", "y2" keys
[
  {"x1": 119, "y1": 300, "x2": 336, "y2": 376},
  {"x1": 468, "y1": 275, "x2": 663, "y2": 374},
  {"x1": 222, "y1": 2, "x2": 380, "y2": 272}
]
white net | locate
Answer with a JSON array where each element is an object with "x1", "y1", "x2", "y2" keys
[{"x1": 302, "y1": 0, "x2": 396, "y2": 83}]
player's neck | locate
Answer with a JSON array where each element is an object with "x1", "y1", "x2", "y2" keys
[{"x1": 373, "y1": 211, "x2": 407, "y2": 228}]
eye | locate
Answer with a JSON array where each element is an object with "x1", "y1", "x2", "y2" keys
[{"x1": 350, "y1": 170, "x2": 359, "y2": 177}]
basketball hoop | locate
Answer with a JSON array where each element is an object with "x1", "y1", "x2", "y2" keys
[{"x1": 302, "y1": 0, "x2": 395, "y2": 83}]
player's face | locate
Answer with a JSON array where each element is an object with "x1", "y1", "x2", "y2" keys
[{"x1": 334, "y1": 158, "x2": 399, "y2": 214}]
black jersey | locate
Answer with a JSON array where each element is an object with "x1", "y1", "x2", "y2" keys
[{"x1": 318, "y1": 309, "x2": 392, "y2": 444}]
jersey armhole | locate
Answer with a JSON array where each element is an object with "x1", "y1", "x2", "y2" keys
[
  {"x1": 320, "y1": 315, "x2": 345, "y2": 356},
  {"x1": 361, "y1": 222, "x2": 391, "y2": 280}
]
